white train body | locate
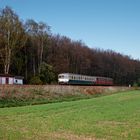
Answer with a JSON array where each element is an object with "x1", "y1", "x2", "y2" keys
[{"x1": 58, "y1": 73, "x2": 113, "y2": 85}]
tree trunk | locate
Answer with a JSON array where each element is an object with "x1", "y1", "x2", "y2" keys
[
  {"x1": 33, "y1": 56, "x2": 36, "y2": 76},
  {"x1": 4, "y1": 48, "x2": 11, "y2": 74},
  {"x1": 25, "y1": 48, "x2": 28, "y2": 81},
  {"x1": 38, "y1": 38, "x2": 44, "y2": 74}
]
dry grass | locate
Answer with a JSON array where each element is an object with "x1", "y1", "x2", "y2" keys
[
  {"x1": 0, "y1": 85, "x2": 132, "y2": 107},
  {"x1": 49, "y1": 131, "x2": 104, "y2": 140}
]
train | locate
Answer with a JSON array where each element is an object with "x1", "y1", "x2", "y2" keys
[{"x1": 58, "y1": 73, "x2": 113, "y2": 86}]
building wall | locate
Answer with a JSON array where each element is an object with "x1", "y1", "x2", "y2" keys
[
  {"x1": 14, "y1": 79, "x2": 23, "y2": 85},
  {"x1": 0, "y1": 77, "x2": 14, "y2": 84},
  {"x1": 9, "y1": 77, "x2": 14, "y2": 84},
  {"x1": 1, "y1": 77, "x2": 6, "y2": 84}
]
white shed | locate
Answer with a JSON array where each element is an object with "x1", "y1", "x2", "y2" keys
[
  {"x1": 14, "y1": 76, "x2": 24, "y2": 85},
  {"x1": 0, "y1": 75, "x2": 24, "y2": 85},
  {"x1": 0, "y1": 74, "x2": 14, "y2": 84}
]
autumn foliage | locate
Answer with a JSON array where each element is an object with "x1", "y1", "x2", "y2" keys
[{"x1": 0, "y1": 7, "x2": 140, "y2": 85}]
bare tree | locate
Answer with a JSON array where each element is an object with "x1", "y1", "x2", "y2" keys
[
  {"x1": 0, "y1": 6, "x2": 26, "y2": 74},
  {"x1": 25, "y1": 19, "x2": 50, "y2": 75},
  {"x1": 38, "y1": 22, "x2": 50, "y2": 74}
]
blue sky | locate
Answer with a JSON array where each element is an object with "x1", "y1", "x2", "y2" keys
[{"x1": 0, "y1": 0, "x2": 140, "y2": 59}]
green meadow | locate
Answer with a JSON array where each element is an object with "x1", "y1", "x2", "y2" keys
[{"x1": 0, "y1": 90, "x2": 140, "y2": 140}]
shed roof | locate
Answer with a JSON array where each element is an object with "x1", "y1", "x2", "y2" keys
[
  {"x1": 0, "y1": 74, "x2": 14, "y2": 77},
  {"x1": 14, "y1": 76, "x2": 24, "y2": 79}
]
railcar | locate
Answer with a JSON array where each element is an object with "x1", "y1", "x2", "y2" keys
[{"x1": 58, "y1": 73, "x2": 113, "y2": 86}]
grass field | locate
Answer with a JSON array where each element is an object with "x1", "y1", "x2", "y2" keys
[{"x1": 0, "y1": 90, "x2": 140, "y2": 140}]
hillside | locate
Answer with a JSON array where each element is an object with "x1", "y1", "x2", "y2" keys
[{"x1": 0, "y1": 85, "x2": 132, "y2": 107}]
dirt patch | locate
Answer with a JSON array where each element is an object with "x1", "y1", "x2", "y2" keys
[
  {"x1": 97, "y1": 121, "x2": 128, "y2": 126},
  {"x1": 81, "y1": 86, "x2": 132, "y2": 95},
  {"x1": 49, "y1": 131, "x2": 105, "y2": 140}
]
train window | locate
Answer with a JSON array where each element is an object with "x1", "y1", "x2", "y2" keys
[{"x1": 59, "y1": 75, "x2": 64, "y2": 78}]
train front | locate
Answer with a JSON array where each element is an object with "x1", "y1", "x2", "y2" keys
[{"x1": 58, "y1": 73, "x2": 69, "y2": 84}]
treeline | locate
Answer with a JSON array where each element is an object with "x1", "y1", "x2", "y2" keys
[{"x1": 0, "y1": 6, "x2": 140, "y2": 85}]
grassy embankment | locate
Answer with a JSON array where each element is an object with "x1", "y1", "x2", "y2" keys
[
  {"x1": 0, "y1": 85, "x2": 131, "y2": 107},
  {"x1": 0, "y1": 90, "x2": 140, "y2": 140}
]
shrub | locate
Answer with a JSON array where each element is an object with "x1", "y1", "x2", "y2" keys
[
  {"x1": 29, "y1": 76, "x2": 43, "y2": 85},
  {"x1": 39, "y1": 62, "x2": 56, "y2": 84},
  {"x1": 133, "y1": 79, "x2": 140, "y2": 87}
]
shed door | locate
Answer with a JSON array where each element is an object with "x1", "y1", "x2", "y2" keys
[{"x1": 6, "y1": 77, "x2": 9, "y2": 84}]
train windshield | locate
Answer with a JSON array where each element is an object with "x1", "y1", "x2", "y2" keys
[{"x1": 58, "y1": 75, "x2": 64, "y2": 78}]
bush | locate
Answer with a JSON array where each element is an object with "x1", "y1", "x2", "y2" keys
[
  {"x1": 133, "y1": 79, "x2": 140, "y2": 87},
  {"x1": 29, "y1": 76, "x2": 43, "y2": 85},
  {"x1": 133, "y1": 82, "x2": 138, "y2": 87},
  {"x1": 39, "y1": 62, "x2": 56, "y2": 84}
]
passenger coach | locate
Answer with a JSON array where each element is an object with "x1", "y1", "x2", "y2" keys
[{"x1": 58, "y1": 73, "x2": 113, "y2": 86}]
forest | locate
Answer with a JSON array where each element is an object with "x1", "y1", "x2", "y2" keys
[{"x1": 0, "y1": 6, "x2": 140, "y2": 85}]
